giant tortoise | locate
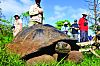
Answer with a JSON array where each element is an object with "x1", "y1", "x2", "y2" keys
[{"x1": 7, "y1": 24, "x2": 80, "y2": 63}]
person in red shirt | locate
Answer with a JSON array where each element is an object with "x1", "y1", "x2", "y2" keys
[{"x1": 78, "y1": 14, "x2": 88, "y2": 42}]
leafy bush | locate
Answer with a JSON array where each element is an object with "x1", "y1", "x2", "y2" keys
[
  {"x1": 0, "y1": 45, "x2": 25, "y2": 66},
  {"x1": 0, "y1": 19, "x2": 25, "y2": 66},
  {"x1": 0, "y1": 19, "x2": 13, "y2": 45}
]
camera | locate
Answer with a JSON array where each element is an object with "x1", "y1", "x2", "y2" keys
[{"x1": 84, "y1": 22, "x2": 88, "y2": 26}]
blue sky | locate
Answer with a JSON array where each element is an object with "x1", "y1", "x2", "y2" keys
[
  {"x1": 42, "y1": 0, "x2": 89, "y2": 25},
  {"x1": 1, "y1": 0, "x2": 98, "y2": 35},
  {"x1": 1, "y1": 0, "x2": 89, "y2": 24}
]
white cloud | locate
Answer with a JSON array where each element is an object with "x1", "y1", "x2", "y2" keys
[
  {"x1": 20, "y1": 0, "x2": 33, "y2": 5},
  {"x1": 99, "y1": 0, "x2": 100, "y2": 3},
  {"x1": 0, "y1": 0, "x2": 33, "y2": 18},
  {"x1": 71, "y1": 8, "x2": 88, "y2": 19},
  {"x1": 0, "y1": 0, "x2": 89, "y2": 25},
  {"x1": 48, "y1": 5, "x2": 88, "y2": 22},
  {"x1": 49, "y1": 5, "x2": 67, "y2": 21},
  {"x1": 54, "y1": 5, "x2": 67, "y2": 12}
]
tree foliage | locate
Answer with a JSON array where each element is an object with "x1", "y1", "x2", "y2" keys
[
  {"x1": 21, "y1": 11, "x2": 29, "y2": 17},
  {"x1": 89, "y1": 18, "x2": 100, "y2": 34},
  {"x1": 0, "y1": 18, "x2": 13, "y2": 44},
  {"x1": 55, "y1": 20, "x2": 71, "y2": 30},
  {"x1": 85, "y1": 0, "x2": 100, "y2": 34}
]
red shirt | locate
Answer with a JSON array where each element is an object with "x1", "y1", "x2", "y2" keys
[{"x1": 78, "y1": 17, "x2": 88, "y2": 31}]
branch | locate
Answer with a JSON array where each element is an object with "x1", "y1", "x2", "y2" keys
[
  {"x1": 84, "y1": 0, "x2": 93, "y2": 3},
  {"x1": 89, "y1": 8, "x2": 94, "y2": 10},
  {"x1": 90, "y1": 49, "x2": 100, "y2": 58},
  {"x1": 89, "y1": 17, "x2": 95, "y2": 20}
]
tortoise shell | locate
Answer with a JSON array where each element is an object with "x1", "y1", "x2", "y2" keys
[{"x1": 7, "y1": 24, "x2": 68, "y2": 57}]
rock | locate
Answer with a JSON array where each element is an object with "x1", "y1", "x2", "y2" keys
[
  {"x1": 53, "y1": 53, "x2": 58, "y2": 61},
  {"x1": 67, "y1": 51, "x2": 83, "y2": 63},
  {"x1": 26, "y1": 54, "x2": 56, "y2": 64}
]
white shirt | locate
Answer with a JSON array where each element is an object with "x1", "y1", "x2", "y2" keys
[
  {"x1": 29, "y1": 4, "x2": 43, "y2": 22},
  {"x1": 61, "y1": 26, "x2": 69, "y2": 31},
  {"x1": 29, "y1": 4, "x2": 43, "y2": 15},
  {"x1": 14, "y1": 19, "x2": 22, "y2": 29}
]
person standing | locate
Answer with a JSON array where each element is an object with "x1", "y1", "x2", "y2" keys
[
  {"x1": 61, "y1": 22, "x2": 69, "y2": 35},
  {"x1": 13, "y1": 14, "x2": 22, "y2": 37},
  {"x1": 78, "y1": 14, "x2": 88, "y2": 42},
  {"x1": 71, "y1": 19, "x2": 79, "y2": 40},
  {"x1": 28, "y1": 0, "x2": 43, "y2": 27}
]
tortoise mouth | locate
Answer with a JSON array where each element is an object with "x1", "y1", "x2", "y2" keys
[{"x1": 55, "y1": 49, "x2": 71, "y2": 53}]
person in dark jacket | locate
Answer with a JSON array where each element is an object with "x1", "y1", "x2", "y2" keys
[{"x1": 71, "y1": 19, "x2": 79, "y2": 40}]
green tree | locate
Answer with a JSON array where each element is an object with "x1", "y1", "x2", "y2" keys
[
  {"x1": 21, "y1": 11, "x2": 29, "y2": 17},
  {"x1": 21, "y1": 11, "x2": 29, "y2": 26},
  {"x1": 55, "y1": 20, "x2": 71, "y2": 30}
]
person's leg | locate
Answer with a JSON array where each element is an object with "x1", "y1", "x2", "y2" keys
[
  {"x1": 80, "y1": 31, "x2": 82, "y2": 42},
  {"x1": 13, "y1": 28, "x2": 20, "y2": 37},
  {"x1": 28, "y1": 21, "x2": 34, "y2": 27},
  {"x1": 80, "y1": 31, "x2": 84, "y2": 42},
  {"x1": 74, "y1": 34, "x2": 78, "y2": 40},
  {"x1": 85, "y1": 31, "x2": 88, "y2": 41},
  {"x1": 82, "y1": 31, "x2": 86, "y2": 42},
  {"x1": 28, "y1": 18, "x2": 36, "y2": 27},
  {"x1": 72, "y1": 34, "x2": 75, "y2": 39}
]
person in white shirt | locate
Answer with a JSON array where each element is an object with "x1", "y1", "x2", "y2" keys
[
  {"x1": 28, "y1": 0, "x2": 43, "y2": 27},
  {"x1": 61, "y1": 22, "x2": 69, "y2": 34},
  {"x1": 13, "y1": 15, "x2": 22, "y2": 37}
]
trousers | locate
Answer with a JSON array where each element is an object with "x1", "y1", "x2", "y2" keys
[{"x1": 80, "y1": 30, "x2": 88, "y2": 42}]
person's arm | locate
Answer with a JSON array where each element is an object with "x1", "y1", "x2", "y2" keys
[
  {"x1": 41, "y1": 11, "x2": 43, "y2": 22},
  {"x1": 78, "y1": 19, "x2": 81, "y2": 26},
  {"x1": 71, "y1": 24, "x2": 76, "y2": 29},
  {"x1": 19, "y1": 19, "x2": 22, "y2": 31},
  {"x1": 74, "y1": 24, "x2": 79, "y2": 30},
  {"x1": 78, "y1": 18, "x2": 81, "y2": 29},
  {"x1": 74, "y1": 27, "x2": 79, "y2": 30},
  {"x1": 29, "y1": 4, "x2": 39, "y2": 16},
  {"x1": 70, "y1": 24, "x2": 75, "y2": 28},
  {"x1": 29, "y1": 5, "x2": 34, "y2": 15},
  {"x1": 20, "y1": 23, "x2": 22, "y2": 31},
  {"x1": 38, "y1": 8, "x2": 43, "y2": 23}
]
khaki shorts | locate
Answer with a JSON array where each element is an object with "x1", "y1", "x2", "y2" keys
[
  {"x1": 28, "y1": 21, "x2": 42, "y2": 27},
  {"x1": 28, "y1": 16, "x2": 42, "y2": 27}
]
